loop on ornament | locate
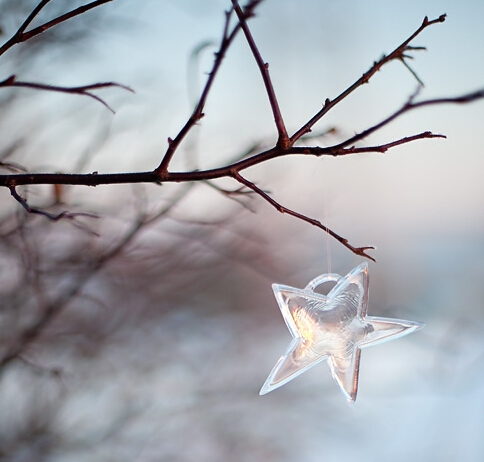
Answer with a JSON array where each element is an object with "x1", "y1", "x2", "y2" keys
[{"x1": 305, "y1": 273, "x2": 340, "y2": 292}]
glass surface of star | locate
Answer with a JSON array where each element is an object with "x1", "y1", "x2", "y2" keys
[{"x1": 260, "y1": 263, "x2": 424, "y2": 402}]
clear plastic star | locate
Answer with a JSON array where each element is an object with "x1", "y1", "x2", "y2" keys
[{"x1": 260, "y1": 263, "x2": 424, "y2": 402}]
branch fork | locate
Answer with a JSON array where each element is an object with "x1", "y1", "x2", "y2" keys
[{"x1": 0, "y1": 2, "x2": 482, "y2": 262}]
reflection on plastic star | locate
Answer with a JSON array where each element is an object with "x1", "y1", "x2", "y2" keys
[{"x1": 260, "y1": 263, "x2": 424, "y2": 402}]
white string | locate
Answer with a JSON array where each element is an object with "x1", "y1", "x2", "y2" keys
[{"x1": 321, "y1": 159, "x2": 332, "y2": 274}]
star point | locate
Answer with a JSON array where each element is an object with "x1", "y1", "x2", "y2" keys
[{"x1": 260, "y1": 263, "x2": 424, "y2": 402}]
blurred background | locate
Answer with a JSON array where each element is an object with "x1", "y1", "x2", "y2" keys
[{"x1": 0, "y1": 0, "x2": 483, "y2": 461}]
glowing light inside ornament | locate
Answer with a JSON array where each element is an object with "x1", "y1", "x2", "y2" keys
[{"x1": 260, "y1": 263, "x2": 424, "y2": 402}]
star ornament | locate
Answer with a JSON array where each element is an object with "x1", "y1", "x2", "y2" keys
[{"x1": 260, "y1": 263, "x2": 424, "y2": 402}]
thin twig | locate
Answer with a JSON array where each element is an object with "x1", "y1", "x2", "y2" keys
[
  {"x1": 0, "y1": 76, "x2": 133, "y2": 112},
  {"x1": 0, "y1": 7, "x2": 483, "y2": 261},
  {"x1": 7, "y1": 0, "x2": 52, "y2": 41},
  {"x1": 231, "y1": 0, "x2": 289, "y2": 148},
  {"x1": 289, "y1": 131, "x2": 447, "y2": 156},
  {"x1": 298, "y1": 127, "x2": 338, "y2": 142},
  {"x1": 0, "y1": 160, "x2": 28, "y2": 174},
  {"x1": 290, "y1": 14, "x2": 447, "y2": 143},
  {"x1": 1, "y1": 87, "x2": 483, "y2": 186},
  {"x1": 203, "y1": 181, "x2": 259, "y2": 213},
  {"x1": 327, "y1": 90, "x2": 484, "y2": 152},
  {"x1": 0, "y1": 184, "x2": 193, "y2": 372},
  {"x1": 0, "y1": 0, "x2": 115, "y2": 57},
  {"x1": 231, "y1": 171, "x2": 376, "y2": 261},
  {"x1": 9, "y1": 186, "x2": 98, "y2": 222},
  {"x1": 400, "y1": 58, "x2": 425, "y2": 87},
  {"x1": 156, "y1": 2, "x2": 263, "y2": 174}
]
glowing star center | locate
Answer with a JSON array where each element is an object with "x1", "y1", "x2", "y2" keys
[{"x1": 260, "y1": 263, "x2": 423, "y2": 402}]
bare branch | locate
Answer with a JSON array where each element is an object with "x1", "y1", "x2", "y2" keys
[
  {"x1": 298, "y1": 127, "x2": 338, "y2": 142},
  {"x1": 203, "y1": 181, "x2": 259, "y2": 213},
  {"x1": 1, "y1": 87, "x2": 483, "y2": 185},
  {"x1": 156, "y1": 2, "x2": 263, "y2": 174},
  {"x1": 9, "y1": 186, "x2": 98, "y2": 223},
  {"x1": 0, "y1": 75, "x2": 133, "y2": 112},
  {"x1": 0, "y1": 184, "x2": 193, "y2": 371},
  {"x1": 400, "y1": 58, "x2": 425, "y2": 87},
  {"x1": 231, "y1": 171, "x2": 376, "y2": 261},
  {"x1": 340, "y1": 132, "x2": 446, "y2": 154},
  {"x1": 327, "y1": 90, "x2": 484, "y2": 151},
  {"x1": 231, "y1": 0, "x2": 289, "y2": 148},
  {"x1": 8, "y1": 0, "x2": 52, "y2": 38},
  {"x1": 0, "y1": 0, "x2": 115, "y2": 57},
  {"x1": 0, "y1": 160, "x2": 28, "y2": 174},
  {"x1": 290, "y1": 14, "x2": 447, "y2": 143},
  {"x1": 0, "y1": 6, "x2": 482, "y2": 261},
  {"x1": 289, "y1": 131, "x2": 447, "y2": 157}
]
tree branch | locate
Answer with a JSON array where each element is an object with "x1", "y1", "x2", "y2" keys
[
  {"x1": 9, "y1": 185, "x2": 97, "y2": 223},
  {"x1": 231, "y1": 0, "x2": 289, "y2": 148},
  {"x1": 231, "y1": 171, "x2": 376, "y2": 261},
  {"x1": 0, "y1": 185, "x2": 193, "y2": 372},
  {"x1": 289, "y1": 14, "x2": 447, "y2": 144},
  {"x1": 0, "y1": 75, "x2": 133, "y2": 112},
  {"x1": 0, "y1": 90, "x2": 481, "y2": 185},
  {"x1": 289, "y1": 131, "x2": 446, "y2": 156},
  {"x1": 327, "y1": 89, "x2": 484, "y2": 151},
  {"x1": 0, "y1": 5, "x2": 482, "y2": 261},
  {"x1": 155, "y1": 1, "x2": 263, "y2": 174},
  {"x1": 0, "y1": 0, "x2": 115, "y2": 57}
]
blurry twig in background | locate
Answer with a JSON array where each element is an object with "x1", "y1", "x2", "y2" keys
[
  {"x1": 0, "y1": 75, "x2": 133, "y2": 113},
  {"x1": 0, "y1": 184, "x2": 194, "y2": 374},
  {"x1": 0, "y1": 0, "x2": 114, "y2": 56},
  {"x1": 0, "y1": 0, "x2": 483, "y2": 371},
  {"x1": 0, "y1": 2, "x2": 482, "y2": 458}
]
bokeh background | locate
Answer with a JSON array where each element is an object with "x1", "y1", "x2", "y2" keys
[{"x1": 0, "y1": 0, "x2": 483, "y2": 461}]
